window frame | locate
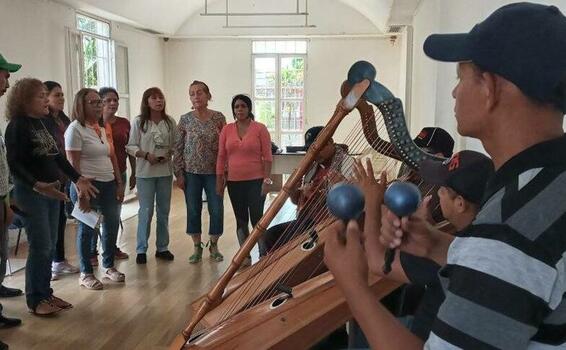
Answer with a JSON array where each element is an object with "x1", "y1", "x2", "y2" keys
[{"x1": 252, "y1": 52, "x2": 307, "y2": 147}]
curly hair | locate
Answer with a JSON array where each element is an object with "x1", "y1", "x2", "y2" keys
[
  {"x1": 5, "y1": 78, "x2": 45, "y2": 120},
  {"x1": 71, "y1": 88, "x2": 101, "y2": 126}
]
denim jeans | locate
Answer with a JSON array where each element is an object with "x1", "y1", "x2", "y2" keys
[
  {"x1": 14, "y1": 181, "x2": 59, "y2": 309},
  {"x1": 136, "y1": 175, "x2": 172, "y2": 254},
  {"x1": 71, "y1": 180, "x2": 119, "y2": 273},
  {"x1": 183, "y1": 172, "x2": 223, "y2": 236},
  {"x1": 91, "y1": 172, "x2": 126, "y2": 255}
]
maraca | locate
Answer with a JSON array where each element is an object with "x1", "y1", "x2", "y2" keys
[{"x1": 382, "y1": 182, "x2": 422, "y2": 274}]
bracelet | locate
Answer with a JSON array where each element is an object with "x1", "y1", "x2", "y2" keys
[{"x1": 263, "y1": 178, "x2": 273, "y2": 185}]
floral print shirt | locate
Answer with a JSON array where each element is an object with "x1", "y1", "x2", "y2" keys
[{"x1": 174, "y1": 110, "x2": 226, "y2": 175}]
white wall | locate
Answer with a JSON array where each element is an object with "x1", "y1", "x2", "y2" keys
[
  {"x1": 175, "y1": 0, "x2": 380, "y2": 37},
  {"x1": 410, "y1": 0, "x2": 566, "y2": 153},
  {"x1": 0, "y1": 0, "x2": 165, "y2": 131},
  {"x1": 164, "y1": 36, "x2": 402, "y2": 144}
]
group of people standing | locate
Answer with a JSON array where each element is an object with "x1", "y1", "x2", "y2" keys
[{"x1": 0, "y1": 58, "x2": 274, "y2": 333}]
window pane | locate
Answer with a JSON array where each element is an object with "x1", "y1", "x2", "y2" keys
[
  {"x1": 82, "y1": 35, "x2": 111, "y2": 89},
  {"x1": 254, "y1": 57, "x2": 276, "y2": 98},
  {"x1": 280, "y1": 133, "x2": 303, "y2": 148},
  {"x1": 115, "y1": 45, "x2": 129, "y2": 94},
  {"x1": 77, "y1": 14, "x2": 110, "y2": 37},
  {"x1": 281, "y1": 57, "x2": 304, "y2": 99},
  {"x1": 256, "y1": 100, "x2": 276, "y2": 131},
  {"x1": 280, "y1": 101, "x2": 304, "y2": 132},
  {"x1": 297, "y1": 41, "x2": 307, "y2": 53},
  {"x1": 265, "y1": 41, "x2": 276, "y2": 53}
]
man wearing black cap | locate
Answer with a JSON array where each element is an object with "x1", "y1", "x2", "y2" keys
[
  {"x1": 350, "y1": 151, "x2": 493, "y2": 344},
  {"x1": 324, "y1": 3, "x2": 566, "y2": 349},
  {"x1": 0, "y1": 53, "x2": 24, "y2": 350},
  {"x1": 263, "y1": 126, "x2": 351, "y2": 255}
]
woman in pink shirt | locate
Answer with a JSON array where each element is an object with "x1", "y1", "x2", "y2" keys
[{"x1": 216, "y1": 95, "x2": 272, "y2": 265}]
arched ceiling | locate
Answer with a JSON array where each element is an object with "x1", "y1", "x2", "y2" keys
[{"x1": 54, "y1": 0, "x2": 419, "y2": 35}]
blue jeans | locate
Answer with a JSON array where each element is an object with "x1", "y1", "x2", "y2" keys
[
  {"x1": 91, "y1": 172, "x2": 126, "y2": 255},
  {"x1": 136, "y1": 175, "x2": 172, "y2": 254},
  {"x1": 71, "y1": 180, "x2": 119, "y2": 273},
  {"x1": 14, "y1": 182, "x2": 59, "y2": 309},
  {"x1": 184, "y1": 172, "x2": 223, "y2": 236}
]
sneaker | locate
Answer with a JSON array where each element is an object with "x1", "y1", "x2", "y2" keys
[
  {"x1": 90, "y1": 256, "x2": 99, "y2": 267},
  {"x1": 52, "y1": 261, "x2": 80, "y2": 274},
  {"x1": 189, "y1": 243, "x2": 204, "y2": 264},
  {"x1": 208, "y1": 241, "x2": 224, "y2": 262},
  {"x1": 136, "y1": 253, "x2": 147, "y2": 264},
  {"x1": 115, "y1": 247, "x2": 129, "y2": 260},
  {"x1": 0, "y1": 313, "x2": 22, "y2": 328},
  {"x1": 29, "y1": 299, "x2": 62, "y2": 316},
  {"x1": 104, "y1": 268, "x2": 125, "y2": 282},
  {"x1": 0, "y1": 285, "x2": 23, "y2": 298},
  {"x1": 79, "y1": 273, "x2": 103, "y2": 290},
  {"x1": 155, "y1": 250, "x2": 174, "y2": 261},
  {"x1": 51, "y1": 273, "x2": 60, "y2": 281},
  {"x1": 49, "y1": 295, "x2": 73, "y2": 310}
]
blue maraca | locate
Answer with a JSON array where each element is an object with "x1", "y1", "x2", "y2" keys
[
  {"x1": 384, "y1": 181, "x2": 422, "y2": 217},
  {"x1": 326, "y1": 183, "x2": 365, "y2": 221},
  {"x1": 382, "y1": 181, "x2": 422, "y2": 274}
]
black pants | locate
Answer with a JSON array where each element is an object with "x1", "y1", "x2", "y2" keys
[
  {"x1": 53, "y1": 182, "x2": 68, "y2": 262},
  {"x1": 227, "y1": 179, "x2": 266, "y2": 256}
]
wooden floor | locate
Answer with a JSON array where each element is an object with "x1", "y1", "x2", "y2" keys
[{"x1": 0, "y1": 189, "x2": 266, "y2": 350}]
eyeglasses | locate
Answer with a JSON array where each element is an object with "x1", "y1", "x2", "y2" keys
[{"x1": 86, "y1": 99, "x2": 103, "y2": 106}]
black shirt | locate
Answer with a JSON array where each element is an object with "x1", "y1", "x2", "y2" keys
[{"x1": 5, "y1": 116, "x2": 80, "y2": 188}]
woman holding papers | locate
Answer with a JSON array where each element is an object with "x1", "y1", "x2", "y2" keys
[
  {"x1": 65, "y1": 88, "x2": 125, "y2": 291},
  {"x1": 4, "y1": 78, "x2": 97, "y2": 315}
]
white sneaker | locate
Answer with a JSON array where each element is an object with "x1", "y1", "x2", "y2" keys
[{"x1": 52, "y1": 261, "x2": 80, "y2": 274}]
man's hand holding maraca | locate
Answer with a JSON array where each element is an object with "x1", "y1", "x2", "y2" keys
[{"x1": 380, "y1": 198, "x2": 453, "y2": 267}]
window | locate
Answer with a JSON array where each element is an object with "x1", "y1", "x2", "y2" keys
[
  {"x1": 253, "y1": 40, "x2": 307, "y2": 148},
  {"x1": 76, "y1": 13, "x2": 113, "y2": 89}
]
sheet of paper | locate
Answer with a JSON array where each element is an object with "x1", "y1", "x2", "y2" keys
[{"x1": 71, "y1": 206, "x2": 101, "y2": 229}]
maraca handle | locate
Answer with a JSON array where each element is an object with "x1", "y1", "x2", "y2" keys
[{"x1": 382, "y1": 248, "x2": 395, "y2": 274}]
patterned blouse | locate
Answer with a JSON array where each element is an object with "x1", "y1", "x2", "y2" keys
[{"x1": 174, "y1": 110, "x2": 226, "y2": 175}]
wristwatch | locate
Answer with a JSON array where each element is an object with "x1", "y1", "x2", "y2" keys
[{"x1": 263, "y1": 178, "x2": 273, "y2": 185}]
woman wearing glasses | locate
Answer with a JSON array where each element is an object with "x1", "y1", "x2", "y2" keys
[
  {"x1": 65, "y1": 88, "x2": 125, "y2": 290},
  {"x1": 5, "y1": 79, "x2": 97, "y2": 314},
  {"x1": 126, "y1": 87, "x2": 176, "y2": 264}
]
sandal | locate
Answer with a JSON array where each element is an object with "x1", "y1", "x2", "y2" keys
[
  {"x1": 189, "y1": 242, "x2": 204, "y2": 264},
  {"x1": 79, "y1": 274, "x2": 104, "y2": 290},
  {"x1": 208, "y1": 241, "x2": 224, "y2": 262},
  {"x1": 29, "y1": 299, "x2": 62, "y2": 316},
  {"x1": 49, "y1": 295, "x2": 73, "y2": 309},
  {"x1": 104, "y1": 268, "x2": 125, "y2": 282}
]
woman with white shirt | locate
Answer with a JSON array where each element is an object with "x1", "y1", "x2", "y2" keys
[
  {"x1": 127, "y1": 87, "x2": 176, "y2": 264},
  {"x1": 65, "y1": 88, "x2": 125, "y2": 290}
]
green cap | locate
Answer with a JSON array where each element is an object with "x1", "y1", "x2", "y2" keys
[{"x1": 0, "y1": 53, "x2": 22, "y2": 73}]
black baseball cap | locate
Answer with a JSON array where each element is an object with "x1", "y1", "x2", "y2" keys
[
  {"x1": 419, "y1": 150, "x2": 494, "y2": 205},
  {"x1": 414, "y1": 127, "x2": 454, "y2": 158},
  {"x1": 424, "y1": 2, "x2": 566, "y2": 113},
  {"x1": 304, "y1": 126, "x2": 324, "y2": 149}
]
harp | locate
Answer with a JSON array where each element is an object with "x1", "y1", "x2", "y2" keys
[{"x1": 170, "y1": 61, "x2": 446, "y2": 349}]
